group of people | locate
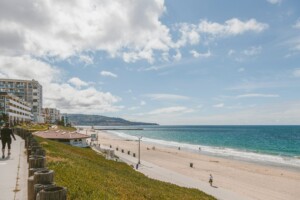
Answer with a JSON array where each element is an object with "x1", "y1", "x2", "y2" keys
[{"x1": 0, "y1": 123, "x2": 16, "y2": 159}]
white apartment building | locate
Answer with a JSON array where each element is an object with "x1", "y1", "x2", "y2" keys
[
  {"x1": 0, "y1": 79, "x2": 43, "y2": 123},
  {"x1": 0, "y1": 92, "x2": 33, "y2": 125},
  {"x1": 43, "y1": 108, "x2": 61, "y2": 124}
]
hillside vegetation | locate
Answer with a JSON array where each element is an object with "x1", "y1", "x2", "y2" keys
[
  {"x1": 66, "y1": 114, "x2": 158, "y2": 126},
  {"x1": 16, "y1": 124, "x2": 76, "y2": 132},
  {"x1": 36, "y1": 137, "x2": 216, "y2": 200},
  {"x1": 17, "y1": 124, "x2": 49, "y2": 131}
]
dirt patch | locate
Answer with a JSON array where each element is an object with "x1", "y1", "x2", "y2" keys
[
  {"x1": 47, "y1": 155, "x2": 69, "y2": 163},
  {"x1": 40, "y1": 142, "x2": 49, "y2": 145}
]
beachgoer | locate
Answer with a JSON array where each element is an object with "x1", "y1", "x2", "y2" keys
[
  {"x1": 136, "y1": 163, "x2": 139, "y2": 170},
  {"x1": 1, "y1": 123, "x2": 16, "y2": 159},
  {"x1": 199, "y1": 147, "x2": 201, "y2": 151},
  {"x1": 209, "y1": 174, "x2": 213, "y2": 186}
]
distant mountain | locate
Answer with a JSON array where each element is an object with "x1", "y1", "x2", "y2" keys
[{"x1": 65, "y1": 114, "x2": 159, "y2": 126}]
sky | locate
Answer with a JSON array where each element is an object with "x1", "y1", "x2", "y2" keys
[{"x1": 0, "y1": 0, "x2": 300, "y2": 125}]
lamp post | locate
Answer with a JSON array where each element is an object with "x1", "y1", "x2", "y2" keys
[
  {"x1": 97, "y1": 131, "x2": 99, "y2": 146},
  {"x1": 138, "y1": 136, "x2": 142, "y2": 164}
]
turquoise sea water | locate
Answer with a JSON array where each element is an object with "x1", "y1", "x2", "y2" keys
[{"x1": 96, "y1": 125, "x2": 300, "y2": 168}]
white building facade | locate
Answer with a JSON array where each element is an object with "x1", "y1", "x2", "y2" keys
[
  {"x1": 43, "y1": 108, "x2": 61, "y2": 124},
  {"x1": 0, "y1": 92, "x2": 33, "y2": 125},
  {"x1": 0, "y1": 79, "x2": 43, "y2": 123}
]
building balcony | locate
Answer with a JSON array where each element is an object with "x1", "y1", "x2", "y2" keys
[{"x1": 7, "y1": 106, "x2": 32, "y2": 116}]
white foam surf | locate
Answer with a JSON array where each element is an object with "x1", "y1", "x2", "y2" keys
[{"x1": 108, "y1": 130, "x2": 300, "y2": 169}]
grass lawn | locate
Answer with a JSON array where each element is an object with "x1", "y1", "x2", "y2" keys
[
  {"x1": 17, "y1": 124, "x2": 49, "y2": 132},
  {"x1": 16, "y1": 124, "x2": 76, "y2": 132},
  {"x1": 36, "y1": 137, "x2": 216, "y2": 200},
  {"x1": 56, "y1": 125, "x2": 77, "y2": 131}
]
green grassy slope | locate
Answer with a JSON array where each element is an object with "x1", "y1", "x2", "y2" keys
[
  {"x1": 16, "y1": 124, "x2": 76, "y2": 132},
  {"x1": 36, "y1": 137, "x2": 216, "y2": 200}
]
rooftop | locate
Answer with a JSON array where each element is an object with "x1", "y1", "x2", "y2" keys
[{"x1": 34, "y1": 130, "x2": 90, "y2": 140}]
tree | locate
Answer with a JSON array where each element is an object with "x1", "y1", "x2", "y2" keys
[
  {"x1": 0, "y1": 113, "x2": 9, "y2": 125},
  {"x1": 57, "y1": 117, "x2": 65, "y2": 126}
]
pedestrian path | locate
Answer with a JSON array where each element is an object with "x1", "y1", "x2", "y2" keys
[
  {"x1": 0, "y1": 135, "x2": 28, "y2": 200},
  {"x1": 92, "y1": 145, "x2": 253, "y2": 200}
]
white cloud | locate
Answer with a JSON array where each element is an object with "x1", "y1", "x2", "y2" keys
[
  {"x1": 213, "y1": 103, "x2": 224, "y2": 108},
  {"x1": 128, "y1": 106, "x2": 140, "y2": 111},
  {"x1": 238, "y1": 68, "x2": 245, "y2": 72},
  {"x1": 140, "y1": 101, "x2": 146, "y2": 106},
  {"x1": 0, "y1": 56, "x2": 121, "y2": 114},
  {"x1": 68, "y1": 77, "x2": 89, "y2": 89},
  {"x1": 45, "y1": 83, "x2": 121, "y2": 114},
  {"x1": 162, "y1": 52, "x2": 170, "y2": 62},
  {"x1": 266, "y1": 0, "x2": 282, "y2": 5},
  {"x1": 286, "y1": 37, "x2": 300, "y2": 51},
  {"x1": 79, "y1": 55, "x2": 94, "y2": 65},
  {"x1": 0, "y1": 55, "x2": 60, "y2": 83},
  {"x1": 100, "y1": 71, "x2": 118, "y2": 78},
  {"x1": 190, "y1": 50, "x2": 211, "y2": 58},
  {"x1": 128, "y1": 101, "x2": 300, "y2": 125},
  {"x1": 198, "y1": 18, "x2": 268, "y2": 36},
  {"x1": 293, "y1": 20, "x2": 300, "y2": 29},
  {"x1": 243, "y1": 46, "x2": 262, "y2": 56},
  {"x1": 123, "y1": 50, "x2": 154, "y2": 63},
  {"x1": 173, "y1": 50, "x2": 182, "y2": 61},
  {"x1": 145, "y1": 93, "x2": 190, "y2": 100},
  {"x1": 228, "y1": 81, "x2": 289, "y2": 91},
  {"x1": 173, "y1": 18, "x2": 268, "y2": 50},
  {"x1": 228, "y1": 46, "x2": 262, "y2": 62},
  {"x1": 148, "y1": 106, "x2": 193, "y2": 115},
  {"x1": 187, "y1": 101, "x2": 300, "y2": 125},
  {"x1": 228, "y1": 49, "x2": 235, "y2": 56},
  {"x1": 0, "y1": 0, "x2": 269, "y2": 63},
  {"x1": 0, "y1": 0, "x2": 172, "y2": 62},
  {"x1": 236, "y1": 93, "x2": 279, "y2": 98},
  {"x1": 293, "y1": 69, "x2": 300, "y2": 77},
  {"x1": 174, "y1": 23, "x2": 200, "y2": 48},
  {"x1": 197, "y1": 105, "x2": 203, "y2": 109}
]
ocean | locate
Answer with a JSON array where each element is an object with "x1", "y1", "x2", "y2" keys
[{"x1": 94, "y1": 125, "x2": 300, "y2": 169}]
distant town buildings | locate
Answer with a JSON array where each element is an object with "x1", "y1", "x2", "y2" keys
[
  {"x1": 0, "y1": 79, "x2": 44, "y2": 123},
  {"x1": 60, "y1": 115, "x2": 70, "y2": 126},
  {"x1": 43, "y1": 108, "x2": 61, "y2": 124},
  {"x1": 0, "y1": 92, "x2": 33, "y2": 125}
]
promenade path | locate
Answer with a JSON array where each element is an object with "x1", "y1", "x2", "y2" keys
[
  {"x1": 0, "y1": 135, "x2": 28, "y2": 200},
  {"x1": 92, "y1": 145, "x2": 253, "y2": 200}
]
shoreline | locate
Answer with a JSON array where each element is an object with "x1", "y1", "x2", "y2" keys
[
  {"x1": 80, "y1": 128, "x2": 300, "y2": 200},
  {"x1": 87, "y1": 126, "x2": 300, "y2": 170},
  {"x1": 126, "y1": 138, "x2": 300, "y2": 173}
]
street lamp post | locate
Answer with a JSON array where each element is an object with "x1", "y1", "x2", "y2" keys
[
  {"x1": 97, "y1": 131, "x2": 99, "y2": 146},
  {"x1": 138, "y1": 136, "x2": 142, "y2": 164}
]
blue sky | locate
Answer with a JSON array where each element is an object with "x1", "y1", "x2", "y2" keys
[{"x1": 0, "y1": 0, "x2": 300, "y2": 125}]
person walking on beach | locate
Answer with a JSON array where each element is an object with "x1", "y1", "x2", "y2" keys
[
  {"x1": 1, "y1": 123, "x2": 16, "y2": 159},
  {"x1": 209, "y1": 174, "x2": 213, "y2": 186}
]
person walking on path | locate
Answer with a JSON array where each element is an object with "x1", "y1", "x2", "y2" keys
[
  {"x1": 1, "y1": 123, "x2": 16, "y2": 159},
  {"x1": 209, "y1": 174, "x2": 213, "y2": 187}
]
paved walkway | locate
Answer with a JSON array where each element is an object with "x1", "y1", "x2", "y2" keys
[
  {"x1": 92, "y1": 145, "x2": 253, "y2": 200},
  {"x1": 0, "y1": 135, "x2": 28, "y2": 200}
]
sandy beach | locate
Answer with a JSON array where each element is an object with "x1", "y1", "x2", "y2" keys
[{"x1": 81, "y1": 128, "x2": 300, "y2": 200}]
